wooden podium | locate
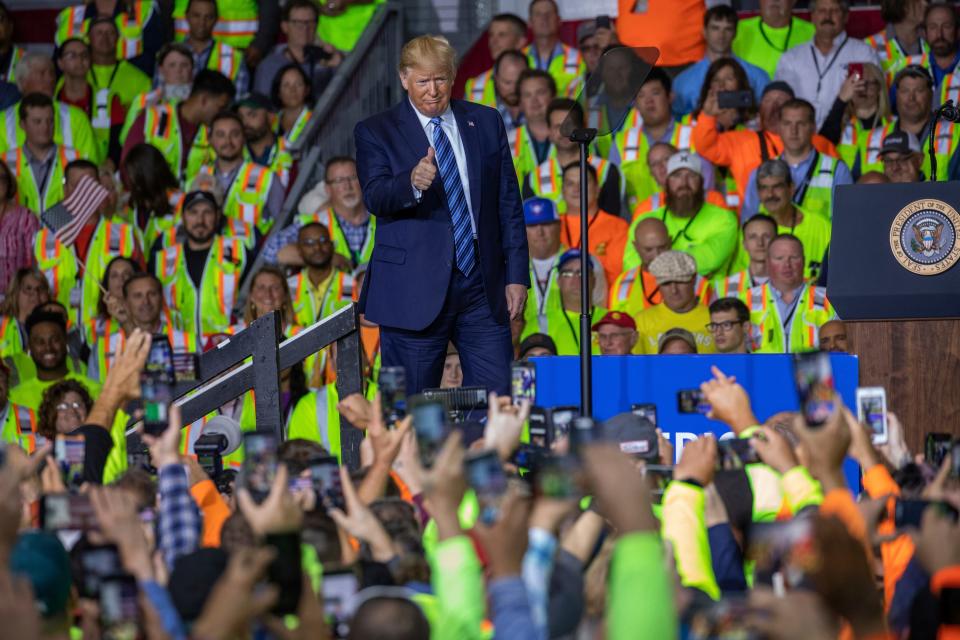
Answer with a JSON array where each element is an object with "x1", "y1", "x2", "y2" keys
[{"x1": 831, "y1": 183, "x2": 960, "y2": 452}]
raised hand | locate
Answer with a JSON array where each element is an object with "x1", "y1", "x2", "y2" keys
[{"x1": 411, "y1": 147, "x2": 437, "y2": 192}]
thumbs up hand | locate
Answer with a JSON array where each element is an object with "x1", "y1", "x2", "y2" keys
[{"x1": 411, "y1": 147, "x2": 438, "y2": 192}]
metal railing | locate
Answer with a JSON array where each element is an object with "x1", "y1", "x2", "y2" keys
[{"x1": 234, "y1": 2, "x2": 404, "y2": 315}]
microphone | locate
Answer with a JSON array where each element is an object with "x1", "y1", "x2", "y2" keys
[
  {"x1": 195, "y1": 415, "x2": 242, "y2": 457},
  {"x1": 938, "y1": 100, "x2": 960, "y2": 123}
]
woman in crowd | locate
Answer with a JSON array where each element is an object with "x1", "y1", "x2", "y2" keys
[
  {"x1": 820, "y1": 62, "x2": 892, "y2": 180},
  {"x1": 694, "y1": 57, "x2": 758, "y2": 131},
  {"x1": 37, "y1": 379, "x2": 93, "y2": 440},
  {"x1": 0, "y1": 268, "x2": 50, "y2": 363},
  {"x1": 122, "y1": 142, "x2": 183, "y2": 254},
  {"x1": 272, "y1": 63, "x2": 314, "y2": 146},
  {"x1": 84, "y1": 256, "x2": 136, "y2": 347},
  {"x1": 0, "y1": 160, "x2": 40, "y2": 295}
]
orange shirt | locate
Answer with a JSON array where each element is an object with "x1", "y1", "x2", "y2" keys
[
  {"x1": 616, "y1": 0, "x2": 705, "y2": 67},
  {"x1": 560, "y1": 209, "x2": 628, "y2": 291},
  {"x1": 692, "y1": 114, "x2": 840, "y2": 209}
]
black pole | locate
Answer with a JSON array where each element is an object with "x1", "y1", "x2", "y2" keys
[
  {"x1": 571, "y1": 127, "x2": 597, "y2": 417},
  {"x1": 929, "y1": 113, "x2": 939, "y2": 183}
]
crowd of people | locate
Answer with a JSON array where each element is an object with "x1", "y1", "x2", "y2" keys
[{"x1": 0, "y1": 0, "x2": 957, "y2": 638}]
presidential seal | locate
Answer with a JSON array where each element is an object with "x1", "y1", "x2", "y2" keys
[{"x1": 889, "y1": 199, "x2": 960, "y2": 275}]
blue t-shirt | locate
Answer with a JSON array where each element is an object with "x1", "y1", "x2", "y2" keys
[{"x1": 672, "y1": 55, "x2": 771, "y2": 117}]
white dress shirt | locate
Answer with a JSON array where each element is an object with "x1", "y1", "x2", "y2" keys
[
  {"x1": 410, "y1": 100, "x2": 476, "y2": 234},
  {"x1": 775, "y1": 32, "x2": 879, "y2": 130}
]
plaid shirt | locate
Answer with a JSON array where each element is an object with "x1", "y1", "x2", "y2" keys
[{"x1": 157, "y1": 464, "x2": 201, "y2": 570}]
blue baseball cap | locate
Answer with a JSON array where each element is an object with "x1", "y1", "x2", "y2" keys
[
  {"x1": 523, "y1": 197, "x2": 559, "y2": 226},
  {"x1": 558, "y1": 249, "x2": 593, "y2": 272}
]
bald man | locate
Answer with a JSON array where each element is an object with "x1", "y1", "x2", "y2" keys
[
  {"x1": 819, "y1": 320, "x2": 848, "y2": 352},
  {"x1": 609, "y1": 217, "x2": 711, "y2": 317}
]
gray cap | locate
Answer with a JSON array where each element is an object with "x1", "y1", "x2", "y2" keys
[
  {"x1": 648, "y1": 250, "x2": 697, "y2": 285},
  {"x1": 657, "y1": 328, "x2": 698, "y2": 354},
  {"x1": 576, "y1": 20, "x2": 597, "y2": 44},
  {"x1": 603, "y1": 412, "x2": 659, "y2": 460},
  {"x1": 879, "y1": 130, "x2": 921, "y2": 156}
]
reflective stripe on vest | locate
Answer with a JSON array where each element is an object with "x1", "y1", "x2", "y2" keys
[{"x1": 468, "y1": 70, "x2": 490, "y2": 102}]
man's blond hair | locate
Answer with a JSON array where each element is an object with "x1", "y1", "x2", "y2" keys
[{"x1": 398, "y1": 35, "x2": 457, "y2": 80}]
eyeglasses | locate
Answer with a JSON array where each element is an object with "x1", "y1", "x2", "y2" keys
[
  {"x1": 326, "y1": 175, "x2": 359, "y2": 186},
  {"x1": 558, "y1": 271, "x2": 582, "y2": 278},
  {"x1": 62, "y1": 50, "x2": 90, "y2": 61},
  {"x1": 56, "y1": 401, "x2": 84, "y2": 412},
  {"x1": 706, "y1": 321, "x2": 742, "y2": 333},
  {"x1": 300, "y1": 237, "x2": 331, "y2": 247}
]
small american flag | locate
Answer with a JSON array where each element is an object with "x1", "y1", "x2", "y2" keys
[{"x1": 40, "y1": 175, "x2": 109, "y2": 247}]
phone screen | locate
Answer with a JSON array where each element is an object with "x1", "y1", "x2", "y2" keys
[
  {"x1": 465, "y1": 451, "x2": 508, "y2": 524},
  {"x1": 41, "y1": 494, "x2": 97, "y2": 530},
  {"x1": 241, "y1": 431, "x2": 278, "y2": 503},
  {"x1": 643, "y1": 464, "x2": 673, "y2": 504},
  {"x1": 848, "y1": 62, "x2": 864, "y2": 78},
  {"x1": 677, "y1": 389, "x2": 710, "y2": 414},
  {"x1": 511, "y1": 362, "x2": 536, "y2": 405},
  {"x1": 100, "y1": 575, "x2": 140, "y2": 637},
  {"x1": 309, "y1": 457, "x2": 345, "y2": 512},
  {"x1": 717, "y1": 90, "x2": 754, "y2": 109},
  {"x1": 535, "y1": 455, "x2": 580, "y2": 499},
  {"x1": 79, "y1": 545, "x2": 122, "y2": 599},
  {"x1": 856, "y1": 387, "x2": 888, "y2": 445},
  {"x1": 716, "y1": 439, "x2": 761, "y2": 470},
  {"x1": 55, "y1": 435, "x2": 85, "y2": 489},
  {"x1": 379, "y1": 367, "x2": 407, "y2": 426},
  {"x1": 410, "y1": 396, "x2": 448, "y2": 467},
  {"x1": 141, "y1": 335, "x2": 176, "y2": 435},
  {"x1": 792, "y1": 351, "x2": 836, "y2": 427},
  {"x1": 894, "y1": 499, "x2": 960, "y2": 528},
  {"x1": 926, "y1": 433, "x2": 953, "y2": 468},
  {"x1": 551, "y1": 407, "x2": 576, "y2": 441},
  {"x1": 323, "y1": 570, "x2": 358, "y2": 637}
]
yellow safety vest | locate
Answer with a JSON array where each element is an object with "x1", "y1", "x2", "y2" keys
[
  {"x1": 251, "y1": 136, "x2": 295, "y2": 188},
  {"x1": 279, "y1": 107, "x2": 313, "y2": 146},
  {"x1": 523, "y1": 42, "x2": 585, "y2": 97},
  {"x1": 613, "y1": 113, "x2": 696, "y2": 209},
  {"x1": 287, "y1": 270, "x2": 353, "y2": 328},
  {"x1": 0, "y1": 315, "x2": 24, "y2": 364},
  {"x1": 141, "y1": 103, "x2": 214, "y2": 185},
  {"x1": 506, "y1": 125, "x2": 543, "y2": 183},
  {"x1": 793, "y1": 152, "x2": 840, "y2": 220},
  {"x1": 89, "y1": 322, "x2": 196, "y2": 383},
  {"x1": 2, "y1": 46, "x2": 24, "y2": 84},
  {"x1": 526, "y1": 153, "x2": 618, "y2": 213},
  {"x1": 710, "y1": 270, "x2": 763, "y2": 302},
  {"x1": 0, "y1": 402, "x2": 41, "y2": 453},
  {"x1": 173, "y1": 0, "x2": 259, "y2": 49},
  {"x1": 740, "y1": 283, "x2": 835, "y2": 353},
  {"x1": 6, "y1": 146, "x2": 77, "y2": 214},
  {"x1": 34, "y1": 217, "x2": 140, "y2": 328},
  {"x1": 610, "y1": 266, "x2": 712, "y2": 314},
  {"x1": 55, "y1": 1, "x2": 158, "y2": 61},
  {"x1": 837, "y1": 118, "x2": 891, "y2": 178},
  {"x1": 464, "y1": 69, "x2": 496, "y2": 107},
  {"x1": 296, "y1": 208, "x2": 376, "y2": 267},
  {"x1": 287, "y1": 381, "x2": 378, "y2": 462},
  {"x1": 205, "y1": 41, "x2": 244, "y2": 81},
  {"x1": 521, "y1": 305, "x2": 605, "y2": 356},
  {"x1": 198, "y1": 161, "x2": 277, "y2": 235},
  {"x1": 0, "y1": 101, "x2": 99, "y2": 164},
  {"x1": 155, "y1": 236, "x2": 246, "y2": 337},
  {"x1": 865, "y1": 31, "x2": 932, "y2": 87},
  {"x1": 522, "y1": 252, "x2": 566, "y2": 338}
]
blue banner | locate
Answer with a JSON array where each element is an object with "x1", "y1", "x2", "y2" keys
[{"x1": 531, "y1": 353, "x2": 861, "y2": 490}]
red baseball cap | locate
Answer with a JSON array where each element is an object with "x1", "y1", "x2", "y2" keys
[{"x1": 591, "y1": 311, "x2": 636, "y2": 332}]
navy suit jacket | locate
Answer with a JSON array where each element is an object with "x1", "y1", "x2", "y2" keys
[{"x1": 354, "y1": 98, "x2": 530, "y2": 331}]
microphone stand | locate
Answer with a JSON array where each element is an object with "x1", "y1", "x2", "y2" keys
[{"x1": 570, "y1": 127, "x2": 597, "y2": 417}]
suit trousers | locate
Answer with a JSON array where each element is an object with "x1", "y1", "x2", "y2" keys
[{"x1": 380, "y1": 265, "x2": 512, "y2": 396}]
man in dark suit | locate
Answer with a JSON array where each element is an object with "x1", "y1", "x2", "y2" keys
[{"x1": 354, "y1": 35, "x2": 530, "y2": 395}]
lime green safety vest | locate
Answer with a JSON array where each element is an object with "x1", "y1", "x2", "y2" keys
[
  {"x1": 89, "y1": 61, "x2": 151, "y2": 108},
  {"x1": 793, "y1": 152, "x2": 841, "y2": 220},
  {"x1": 710, "y1": 270, "x2": 763, "y2": 302},
  {"x1": 88, "y1": 324, "x2": 197, "y2": 383},
  {"x1": 920, "y1": 119, "x2": 960, "y2": 182},
  {"x1": 740, "y1": 283, "x2": 835, "y2": 354},
  {"x1": 865, "y1": 30, "x2": 932, "y2": 88},
  {"x1": 121, "y1": 87, "x2": 168, "y2": 140},
  {"x1": 613, "y1": 112, "x2": 696, "y2": 210},
  {"x1": 837, "y1": 118, "x2": 891, "y2": 178},
  {"x1": 940, "y1": 70, "x2": 960, "y2": 110},
  {"x1": 521, "y1": 306, "x2": 606, "y2": 357},
  {"x1": 611, "y1": 266, "x2": 712, "y2": 313},
  {"x1": 523, "y1": 42, "x2": 585, "y2": 98},
  {"x1": 287, "y1": 270, "x2": 353, "y2": 328},
  {"x1": 2, "y1": 46, "x2": 23, "y2": 83},
  {"x1": 526, "y1": 153, "x2": 619, "y2": 213},
  {"x1": 0, "y1": 101, "x2": 99, "y2": 164},
  {"x1": 173, "y1": 0, "x2": 259, "y2": 49},
  {"x1": 287, "y1": 381, "x2": 378, "y2": 462},
  {"x1": 296, "y1": 208, "x2": 376, "y2": 267},
  {"x1": 0, "y1": 402, "x2": 40, "y2": 453},
  {"x1": 279, "y1": 107, "x2": 312, "y2": 147},
  {"x1": 141, "y1": 103, "x2": 214, "y2": 185},
  {"x1": 317, "y1": 0, "x2": 384, "y2": 52},
  {"x1": 506, "y1": 125, "x2": 543, "y2": 184},
  {"x1": 0, "y1": 316, "x2": 24, "y2": 364},
  {"x1": 55, "y1": 1, "x2": 158, "y2": 61},
  {"x1": 464, "y1": 69, "x2": 496, "y2": 107},
  {"x1": 155, "y1": 236, "x2": 246, "y2": 338},
  {"x1": 35, "y1": 217, "x2": 140, "y2": 329},
  {"x1": 253, "y1": 135, "x2": 295, "y2": 188},
  {"x1": 724, "y1": 206, "x2": 831, "y2": 281},
  {"x1": 6, "y1": 146, "x2": 78, "y2": 214},
  {"x1": 198, "y1": 161, "x2": 277, "y2": 235},
  {"x1": 204, "y1": 41, "x2": 245, "y2": 82},
  {"x1": 55, "y1": 80, "x2": 119, "y2": 163},
  {"x1": 522, "y1": 252, "x2": 565, "y2": 338}
]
